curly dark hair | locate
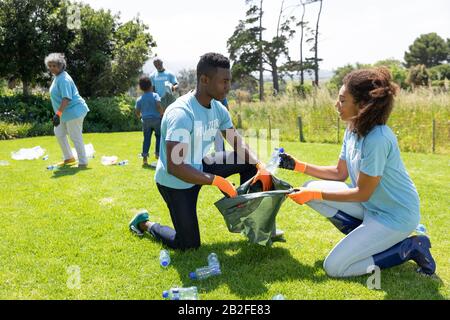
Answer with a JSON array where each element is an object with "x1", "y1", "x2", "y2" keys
[
  {"x1": 196, "y1": 52, "x2": 230, "y2": 81},
  {"x1": 139, "y1": 76, "x2": 152, "y2": 91},
  {"x1": 343, "y1": 67, "x2": 399, "y2": 137}
]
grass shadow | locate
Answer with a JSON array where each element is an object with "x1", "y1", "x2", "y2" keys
[
  {"x1": 312, "y1": 259, "x2": 446, "y2": 300},
  {"x1": 51, "y1": 166, "x2": 92, "y2": 179},
  {"x1": 141, "y1": 237, "x2": 329, "y2": 299}
]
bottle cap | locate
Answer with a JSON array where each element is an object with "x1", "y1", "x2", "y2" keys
[
  {"x1": 161, "y1": 261, "x2": 168, "y2": 267},
  {"x1": 189, "y1": 272, "x2": 197, "y2": 280},
  {"x1": 279, "y1": 147, "x2": 284, "y2": 153},
  {"x1": 162, "y1": 291, "x2": 169, "y2": 298}
]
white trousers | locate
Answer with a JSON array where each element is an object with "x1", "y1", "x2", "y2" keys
[
  {"x1": 54, "y1": 116, "x2": 87, "y2": 165},
  {"x1": 304, "y1": 180, "x2": 414, "y2": 277}
]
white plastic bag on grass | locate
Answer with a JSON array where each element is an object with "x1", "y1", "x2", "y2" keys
[
  {"x1": 11, "y1": 146, "x2": 46, "y2": 160},
  {"x1": 71, "y1": 143, "x2": 95, "y2": 160}
]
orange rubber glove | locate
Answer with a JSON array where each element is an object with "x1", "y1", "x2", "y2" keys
[
  {"x1": 279, "y1": 153, "x2": 307, "y2": 173},
  {"x1": 251, "y1": 163, "x2": 273, "y2": 192},
  {"x1": 288, "y1": 188, "x2": 322, "y2": 205},
  {"x1": 212, "y1": 175, "x2": 237, "y2": 198}
]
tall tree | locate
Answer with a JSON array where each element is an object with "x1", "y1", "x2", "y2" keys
[
  {"x1": 404, "y1": 33, "x2": 448, "y2": 68},
  {"x1": 0, "y1": 0, "x2": 70, "y2": 95},
  {"x1": 311, "y1": 0, "x2": 323, "y2": 86}
]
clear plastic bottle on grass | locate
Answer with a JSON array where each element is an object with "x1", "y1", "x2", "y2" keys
[
  {"x1": 189, "y1": 265, "x2": 221, "y2": 280},
  {"x1": 159, "y1": 249, "x2": 171, "y2": 268},
  {"x1": 162, "y1": 286, "x2": 199, "y2": 300}
]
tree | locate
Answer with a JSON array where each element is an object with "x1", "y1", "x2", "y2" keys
[
  {"x1": 0, "y1": 0, "x2": 71, "y2": 95},
  {"x1": 404, "y1": 33, "x2": 448, "y2": 68},
  {"x1": 227, "y1": 0, "x2": 295, "y2": 99},
  {"x1": 407, "y1": 64, "x2": 430, "y2": 88},
  {"x1": 177, "y1": 69, "x2": 197, "y2": 95},
  {"x1": 0, "y1": 1, "x2": 155, "y2": 97}
]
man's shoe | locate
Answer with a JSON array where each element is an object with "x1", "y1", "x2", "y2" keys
[{"x1": 129, "y1": 211, "x2": 150, "y2": 237}]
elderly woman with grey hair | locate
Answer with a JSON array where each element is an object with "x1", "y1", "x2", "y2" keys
[{"x1": 45, "y1": 53, "x2": 90, "y2": 168}]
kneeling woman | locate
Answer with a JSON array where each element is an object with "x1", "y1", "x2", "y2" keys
[{"x1": 281, "y1": 67, "x2": 436, "y2": 277}]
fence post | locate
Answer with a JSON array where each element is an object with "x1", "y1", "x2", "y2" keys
[
  {"x1": 432, "y1": 119, "x2": 436, "y2": 153},
  {"x1": 237, "y1": 113, "x2": 242, "y2": 129},
  {"x1": 337, "y1": 117, "x2": 340, "y2": 144},
  {"x1": 298, "y1": 116, "x2": 305, "y2": 142}
]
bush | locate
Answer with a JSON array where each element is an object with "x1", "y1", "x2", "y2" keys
[{"x1": 0, "y1": 93, "x2": 141, "y2": 140}]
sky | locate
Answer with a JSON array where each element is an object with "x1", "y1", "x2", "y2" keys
[{"x1": 81, "y1": 0, "x2": 450, "y2": 75}]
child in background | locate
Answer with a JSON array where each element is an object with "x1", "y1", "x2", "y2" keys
[{"x1": 135, "y1": 76, "x2": 163, "y2": 166}]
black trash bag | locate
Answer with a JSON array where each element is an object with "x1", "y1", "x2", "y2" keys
[{"x1": 214, "y1": 175, "x2": 293, "y2": 246}]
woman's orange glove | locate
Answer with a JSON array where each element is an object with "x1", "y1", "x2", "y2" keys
[
  {"x1": 212, "y1": 175, "x2": 237, "y2": 198},
  {"x1": 251, "y1": 163, "x2": 273, "y2": 191},
  {"x1": 288, "y1": 188, "x2": 322, "y2": 205}
]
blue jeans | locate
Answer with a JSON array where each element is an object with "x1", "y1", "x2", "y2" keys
[{"x1": 142, "y1": 118, "x2": 161, "y2": 158}]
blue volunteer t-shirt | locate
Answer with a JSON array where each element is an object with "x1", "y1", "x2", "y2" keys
[
  {"x1": 135, "y1": 92, "x2": 161, "y2": 120},
  {"x1": 150, "y1": 70, "x2": 178, "y2": 98},
  {"x1": 49, "y1": 71, "x2": 89, "y2": 122},
  {"x1": 155, "y1": 92, "x2": 233, "y2": 189},
  {"x1": 339, "y1": 125, "x2": 420, "y2": 232}
]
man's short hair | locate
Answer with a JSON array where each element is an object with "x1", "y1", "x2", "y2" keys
[
  {"x1": 139, "y1": 76, "x2": 152, "y2": 91},
  {"x1": 197, "y1": 53, "x2": 230, "y2": 80}
]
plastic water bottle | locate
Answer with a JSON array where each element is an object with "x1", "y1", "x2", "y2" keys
[
  {"x1": 159, "y1": 249, "x2": 171, "y2": 268},
  {"x1": 415, "y1": 224, "x2": 427, "y2": 235},
  {"x1": 47, "y1": 164, "x2": 58, "y2": 170},
  {"x1": 272, "y1": 294, "x2": 285, "y2": 300},
  {"x1": 118, "y1": 160, "x2": 129, "y2": 166},
  {"x1": 207, "y1": 253, "x2": 220, "y2": 269},
  {"x1": 162, "y1": 286, "x2": 199, "y2": 300},
  {"x1": 265, "y1": 147, "x2": 284, "y2": 174},
  {"x1": 189, "y1": 265, "x2": 221, "y2": 280},
  {"x1": 42, "y1": 155, "x2": 49, "y2": 161}
]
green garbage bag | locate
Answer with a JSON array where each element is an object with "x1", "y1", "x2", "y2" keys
[
  {"x1": 161, "y1": 92, "x2": 177, "y2": 109},
  {"x1": 214, "y1": 175, "x2": 293, "y2": 246}
]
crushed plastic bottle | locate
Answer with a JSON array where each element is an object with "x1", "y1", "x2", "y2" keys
[
  {"x1": 272, "y1": 294, "x2": 285, "y2": 300},
  {"x1": 159, "y1": 249, "x2": 171, "y2": 268},
  {"x1": 117, "y1": 160, "x2": 129, "y2": 166},
  {"x1": 415, "y1": 224, "x2": 427, "y2": 235},
  {"x1": 189, "y1": 265, "x2": 221, "y2": 280},
  {"x1": 265, "y1": 147, "x2": 284, "y2": 174},
  {"x1": 101, "y1": 156, "x2": 118, "y2": 166},
  {"x1": 162, "y1": 286, "x2": 199, "y2": 300},
  {"x1": 207, "y1": 253, "x2": 220, "y2": 269}
]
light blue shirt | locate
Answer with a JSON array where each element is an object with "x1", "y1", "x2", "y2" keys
[
  {"x1": 339, "y1": 125, "x2": 420, "y2": 232},
  {"x1": 150, "y1": 70, "x2": 178, "y2": 98},
  {"x1": 135, "y1": 92, "x2": 161, "y2": 120},
  {"x1": 49, "y1": 71, "x2": 89, "y2": 122},
  {"x1": 155, "y1": 92, "x2": 233, "y2": 189}
]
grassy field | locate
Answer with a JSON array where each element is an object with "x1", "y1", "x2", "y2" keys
[{"x1": 0, "y1": 132, "x2": 448, "y2": 300}]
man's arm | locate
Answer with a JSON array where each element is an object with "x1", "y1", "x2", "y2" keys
[{"x1": 166, "y1": 141, "x2": 215, "y2": 185}]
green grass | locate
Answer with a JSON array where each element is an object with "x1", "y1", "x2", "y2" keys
[{"x1": 0, "y1": 132, "x2": 448, "y2": 300}]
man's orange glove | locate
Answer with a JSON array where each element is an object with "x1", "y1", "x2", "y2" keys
[
  {"x1": 212, "y1": 175, "x2": 237, "y2": 198},
  {"x1": 288, "y1": 188, "x2": 322, "y2": 205},
  {"x1": 251, "y1": 163, "x2": 273, "y2": 191},
  {"x1": 279, "y1": 153, "x2": 307, "y2": 173}
]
